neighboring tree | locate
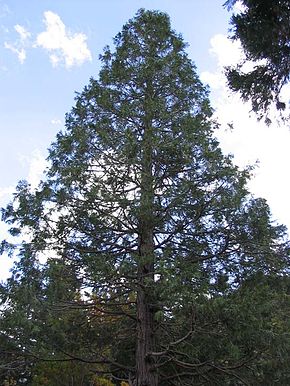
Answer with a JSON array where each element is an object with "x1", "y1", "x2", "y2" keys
[
  {"x1": 224, "y1": 0, "x2": 290, "y2": 122},
  {"x1": 0, "y1": 256, "x2": 115, "y2": 385},
  {"x1": 1, "y1": 9, "x2": 290, "y2": 385}
]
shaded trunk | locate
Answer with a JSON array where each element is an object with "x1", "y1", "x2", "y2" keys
[
  {"x1": 136, "y1": 259, "x2": 157, "y2": 386},
  {"x1": 135, "y1": 95, "x2": 158, "y2": 385},
  {"x1": 136, "y1": 229, "x2": 157, "y2": 385}
]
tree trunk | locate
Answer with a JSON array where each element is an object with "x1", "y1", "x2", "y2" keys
[
  {"x1": 135, "y1": 94, "x2": 158, "y2": 385},
  {"x1": 136, "y1": 263, "x2": 157, "y2": 386},
  {"x1": 136, "y1": 210, "x2": 157, "y2": 385},
  {"x1": 136, "y1": 208, "x2": 158, "y2": 386}
]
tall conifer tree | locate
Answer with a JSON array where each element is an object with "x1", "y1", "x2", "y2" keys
[{"x1": 1, "y1": 9, "x2": 289, "y2": 385}]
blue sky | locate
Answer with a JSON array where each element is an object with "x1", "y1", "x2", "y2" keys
[
  {"x1": 1, "y1": 0, "x2": 290, "y2": 279},
  {"x1": 0, "y1": 1, "x2": 228, "y2": 187}
]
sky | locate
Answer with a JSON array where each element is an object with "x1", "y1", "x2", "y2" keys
[{"x1": 1, "y1": 0, "x2": 290, "y2": 280}]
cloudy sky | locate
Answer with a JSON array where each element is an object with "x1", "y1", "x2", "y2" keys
[{"x1": 1, "y1": 0, "x2": 290, "y2": 280}]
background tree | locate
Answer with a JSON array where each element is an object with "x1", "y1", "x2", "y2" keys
[
  {"x1": 224, "y1": 0, "x2": 290, "y2": 122},
  {"x1": 1, "y1": 8, "x2": 290, "y2": 385}
]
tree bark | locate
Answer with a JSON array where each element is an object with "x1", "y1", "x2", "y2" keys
[
  {"x1": 135, "y1": 95, "x2": 158, "y2": 385},
  {"x1": 136, "y1": 261, "x2": 157, "y2": 386}
]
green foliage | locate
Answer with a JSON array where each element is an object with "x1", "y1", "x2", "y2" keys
[
  {"x1": 1, "y1": 8, "x2": 290, "y2": 385},
  {"x1": 91, "y1": 376, "x2": 115, "y2": 386},
  {"x1": 31, "y1": 361, "x2": 95, "y2": 386},
  {"x1": 225, "y1": 0, "x2": 290, "y2": 122},
  {"x1": 2, "y1": 378, "x2": 17, "y2": 386}
]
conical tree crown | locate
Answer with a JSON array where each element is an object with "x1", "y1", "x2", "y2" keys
[
  {"x1": 1, "y1": 9, "x2": 289, "y2": 386},
  {"x1": 3, "y1": 8, "x2": 287, "y2": 303},
  {"x1": 49, "y1": 9, "x2": 212, "y2": 181}
]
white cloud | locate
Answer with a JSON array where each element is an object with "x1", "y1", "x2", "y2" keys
[
  {"x1": 0, "y1": 151, "x2": 47, "y2": 211},
  {"x1": 17, "y1": 150, "x2": 48, "y2": 190},
  {"x1": 36, "y1": 11, "x2": 92, "y2": 68},
  {"x1": 0, "y1": 185, "x2": 14, "y2": 205},
  {"x1": 4, "y1": 24, "x2": 31, "y2": 64},
  {"x1": 232, "y1": 0, "x2": 247, "y2": 14},
  {"x1": 3, "y1": 12, "x2": 91, "y2": 69},
  {"x1": 0, "y1": 150, "x2": 48, "y2": 281},
  {"x1": 200, "y1": 34, "x2": 243, "y2": 92},
  {"x1": 4, "y1": 42, "x2": 26, "y2": 63},
  {"x1": 209, "y1": 34, "x2": 242, "y2": 68},
  {"x1": 51, "y1": 118, "x2": 62, "y2": 125},
  {"x1": 15, "y1": 24, "x2": 31, "y2": 41},
  {"x1": 200, "y1": 70, "x2": 224, "y2": 90},
  {"x1": 202, "y1": 34, "x2": 290, "y2": 232},
  {"x1": 26, "y1": 150, "x2": 49, "y2": 190},
  {"x1": 0, "y1": 2, "x2": 10, "y2": 18}
]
